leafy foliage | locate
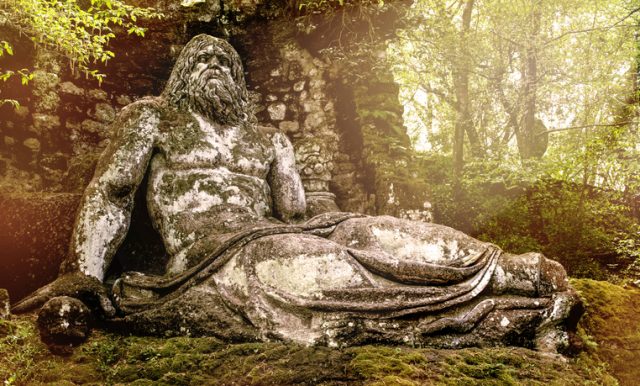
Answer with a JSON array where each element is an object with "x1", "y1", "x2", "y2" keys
[
  {"x1": 387, "y1": 0, "x2": 640, "y2": 276},
  {"x1": 0, "y1": 0, "x2": 162, "y2": 99}
]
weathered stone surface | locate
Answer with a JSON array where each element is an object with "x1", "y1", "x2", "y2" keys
[
  {"x1": 87, "y1": 89, "x2": 108, "y2": 101},
  {"x1": 22, "y1": 138, "x2": 41, "y2": 153},
  {"x1": 267, "y1": 102, "x2": 286, "y2": 120},
  {"x1": 32, "y1": 114, "x2": 61, "y2": 133},
  {"x1": 37, "y1": 296, "x2": 91, "y2": 354},
  {"x1": 89, "y1": 103, "x2": 116, "y2": 123},
  {"x1": 116, "y1": 94, "x2": 133, "y2": 106},
  {"x1": 80, "y1": 119, "x2": 106, "y2": 135},
  {"x1": 279, "y1": 120, "x2": 299, "y2": 133},
  {"x1": 3, "y1": 293, "x2": 626, "y2": 385},
  {"x1": 14, "y1": 35, "x2": 581, "y2": 353},
  {"x1": 61, "y1": 152, "x2": 100, "y2": 192},
  {"x1": 3, "y1": 136, "x2": 15, "y2": 146},
  {"x1": 59, "y1": 81, "x2": 84, "y2": 96},
  {"x1": 0, "y1": 289, "x2": 9, "y2": 320}
]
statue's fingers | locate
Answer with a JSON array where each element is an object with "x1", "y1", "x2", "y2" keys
[
  {"x1": 98, "y1": 292, "x2": 116, "y2": 318},
  {"x1": 11, "y1": 293, "x2": 47, "y2": 313}
]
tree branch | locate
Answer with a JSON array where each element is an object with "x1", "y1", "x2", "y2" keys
[
  {"x1": 543, "y1": 8, "x2": 640, "y2": 48},
  {"x1": 537, "y1": 121, "x2": 639, "y2": 136}
]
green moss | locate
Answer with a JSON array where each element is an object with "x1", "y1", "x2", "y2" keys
[
  {"x1": 2, "y1": 279, "x2": 638, "y2": 385},
  {"x1": 348, "y1": 346, "x2": 426, "y2": 383},
  {"x1": 572, "y1": 278, "x2": 640, "y2": 385},
  {"x1": 0, "y1": 315, "x2": 103, "y2": 385}
]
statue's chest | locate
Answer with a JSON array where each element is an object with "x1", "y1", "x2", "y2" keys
[{"x1": 162, "y1": 116, "x2": 273, "y2": 177}]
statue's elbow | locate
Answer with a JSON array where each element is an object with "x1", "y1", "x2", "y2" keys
[{"x1": 275, "y1": 195, "x2": 306, "y2": 223}]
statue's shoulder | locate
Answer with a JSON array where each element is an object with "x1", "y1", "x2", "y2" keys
[
  {"x1": 257, "y1": 125, "x2": 278, "y2": 138},
  {"x1": 257, "y1": 125, "x2": 291, "y2": 146},
  {"x1": 119, "y1": 96, "x2": 164, "y2": 116},
  {"x1": 111, "y1": 97, "x2": 164, "y2": 138}
]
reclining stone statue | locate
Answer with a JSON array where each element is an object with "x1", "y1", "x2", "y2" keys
[{"x1": 13, "y1": 34, "x2": 581, "y2": 352}]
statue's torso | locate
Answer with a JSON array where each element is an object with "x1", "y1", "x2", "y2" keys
[{"x1": 147, "y1": 112, "x2": 276, "y2": 255}]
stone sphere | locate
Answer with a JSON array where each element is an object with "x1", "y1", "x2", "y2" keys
[{"x1": 37, "y1": 296, "x2": 91, "y2": 355}]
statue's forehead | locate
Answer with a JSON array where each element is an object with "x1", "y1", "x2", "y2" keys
[{"x1": 200, "y1": 43, "x2": 231, "y2": 56}]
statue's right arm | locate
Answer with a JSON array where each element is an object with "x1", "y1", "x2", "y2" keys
[
  {"x1": 62, "y1": 100, "x2": 161, "y2": 282},
  {"x1": 11, "y1": 100, "x2": 161, "y2": 315}
]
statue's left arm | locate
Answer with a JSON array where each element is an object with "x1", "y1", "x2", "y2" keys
[{"x1": 267, "y1": 132, "x2": 306, "y2": 222}]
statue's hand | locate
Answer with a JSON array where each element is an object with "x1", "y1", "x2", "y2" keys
[{"x1": 11, "y1": 272, "x2": 115, "y2": 318}]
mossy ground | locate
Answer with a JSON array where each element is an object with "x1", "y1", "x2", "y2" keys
[
  {"x1": 1, "y1": 279, "x2": 637, "y2": 385},
  {"x1": 571, "y1": 279, "x2": 640, "y2": 386}
]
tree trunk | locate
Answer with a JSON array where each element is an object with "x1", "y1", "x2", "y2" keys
[
  {"x1": 518, "y1": 3, "x2": 541, "y2": 160},
  {"x1": 452, "y1": 0, "x2": 478, "y2": 182}
]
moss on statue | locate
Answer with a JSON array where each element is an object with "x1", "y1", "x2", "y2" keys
[{"x1": 2, "y1": 278, "x2": 636, "y2": 385}]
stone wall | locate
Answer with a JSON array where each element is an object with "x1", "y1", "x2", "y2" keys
[
  {"x1": 0, "y1": 0, "x2": 438, "y2": 301},
  {"x1": 0, "y1": 1, "x2": 427, "y2": 212}
]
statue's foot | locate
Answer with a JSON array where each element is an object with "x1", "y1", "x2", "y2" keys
[
  {"x1": 490, "y1": 252, "x2": 569, "y2": 297},
  {"x1": 538, "y1": 257, "x2": 570, "y2": 296},
  {"x1": 37, "y1": 296, "x2": 92, "y2": 355},
  {"x1": 488, "y1": 252, "x2": 583, "y2": 353}
]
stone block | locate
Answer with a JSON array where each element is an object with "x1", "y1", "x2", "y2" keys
[
  {"x1": 35, "y1": 91, "x2": 61, "y2": 113},
  {"x1": 116, "y1": 95, "x2": 133, "y2": 106},
  {"x1": 4, "y1": 136, "x2": 16, "y2": 146},
  {"x1": 33, "y1": 114, "x2": 61, "y2": 133},
  {"x1": 267, "y1": 103, "x2": 286, "y2": 121},
  {"x1": 90, "y1": 103, "x2": 116, "y2": 123},
  {"x1": 32, "y1": 71, "x2": 60, "y2": 94},
  {"x1": 293, "y1": 81, "x2": 306, "y2": 92},
  {"x1": 59, "y1": 82, "x2": 85, "y2": 96},
  {"x1": 303, "y1": 112, "x2": 325, "y2": 130},
  {"x1": 23, "y1": 138, "x2": 41, "y2": 153},
  {"x1": 81, "y1": 119, "x2": 106, "y2": 135},
  {"x1": 88, "y1": 89, "x2": 108, "y2": 101},
  {"x1": 279, "y1": 120, "x2": 299, "y2": 133}
]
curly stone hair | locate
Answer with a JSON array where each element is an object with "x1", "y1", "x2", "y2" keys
[{"x1": 161, "y1": 34, "x2": 250, "y2": 124}]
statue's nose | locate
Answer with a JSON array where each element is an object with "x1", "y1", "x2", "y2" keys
[{"x1": 208, "y1": 56, "x2": 226, "y2": 70}]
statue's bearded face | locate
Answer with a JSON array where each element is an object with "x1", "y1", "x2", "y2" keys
[
  {"x1": 187, "y1": 44, "x2": 245, "y2": 124},
  {"x1": 162, "y1": 35, "x2": 250, "y2": 125}
]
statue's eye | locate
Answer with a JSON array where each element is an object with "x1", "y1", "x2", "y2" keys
[
  {"x1": 197, "y1": 54, "x2": 210, "y2": 63},
  {"x1": 218, "y1": 56, "x2": 230, "y2": 68}
]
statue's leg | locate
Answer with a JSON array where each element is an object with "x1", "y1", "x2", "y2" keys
[
  {"x1": 328, "y1": 215, "x2": 569, "y2": 296},
  {"x1": 328, "y1": 215, "x2": 488, "y2": 266},
  {"x1": 211, "y1": 233, "x2": 379, "y2": 343},
  {"x1": 328, "y1": 216, "x2": 581, "y2": 352}
]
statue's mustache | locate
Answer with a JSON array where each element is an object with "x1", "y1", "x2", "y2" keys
[{"x1": 204, "y1": 79, "x2": 236, "y2": 104}]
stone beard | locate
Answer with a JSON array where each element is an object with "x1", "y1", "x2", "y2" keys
[{"x1": 162, "y1": 34, "x2": 249, "y2": 125}]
